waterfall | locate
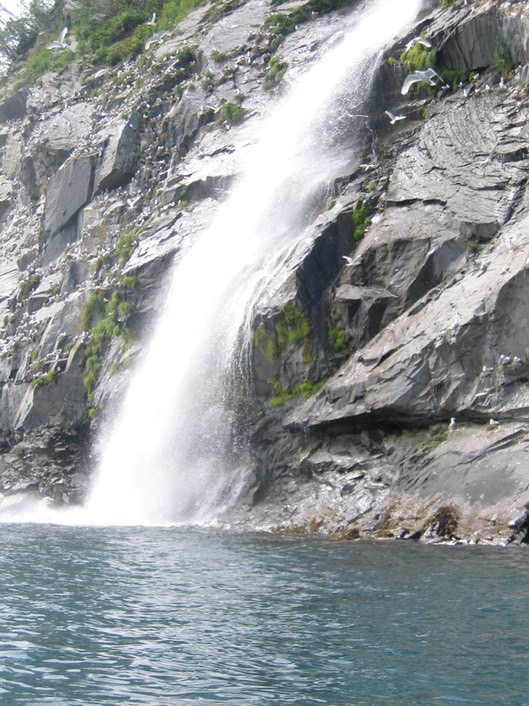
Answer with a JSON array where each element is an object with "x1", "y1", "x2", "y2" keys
[{"x1": 83, "y1": 0, "x2": 423, "y2": 526}]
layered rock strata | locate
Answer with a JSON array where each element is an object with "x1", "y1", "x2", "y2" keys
[{"x1": 1, "y1": 0, "x2": 529, "y2": 544}]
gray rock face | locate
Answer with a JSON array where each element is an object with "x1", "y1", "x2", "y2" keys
[
  {"x1": 43, "y1": 154, "x2": 95, "y2": 238},
  {"x1": 0, "y1": 88, "x2": 28, "y2": 123},
  {"x1": 1, "y1": 0, "x2": 529, "y2": 543},
  {"x1": 237, "y1": 0, "x2": 529, "y2": 544},
  {"x1": 94, "y1": 113, "x2": 141, "y2": 193}
]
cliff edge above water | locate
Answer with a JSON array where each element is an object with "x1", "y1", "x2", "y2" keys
[{"x1": 1, "y1": 0, "x2": 529, "y2": 544}]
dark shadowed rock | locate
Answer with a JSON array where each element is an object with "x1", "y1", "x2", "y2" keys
[
  {"x1": 94, "y1": 113, "x2": 141, "y2": 193},
  {"x1": 43, "y1": 155, "x2": 95, "y2": 238},
  {"x1": 0, "y1": 88, "x2": 28, "y2": 123}
]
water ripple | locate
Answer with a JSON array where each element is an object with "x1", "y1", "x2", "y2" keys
[{"x1": 0, "y1": 527, "x2": 528, "y2": 705}]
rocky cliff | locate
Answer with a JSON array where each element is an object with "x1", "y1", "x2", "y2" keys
[{"x1": 1, "y1": 0, "x2": 529, "y2": 544}]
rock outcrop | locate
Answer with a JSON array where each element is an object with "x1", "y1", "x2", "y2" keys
[{"x1": 1, "y1": 0, "x2": 529, "y2": 544}]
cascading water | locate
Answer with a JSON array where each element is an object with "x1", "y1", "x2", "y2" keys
[{"x1": 83, "y1": 0, "x2": 423, "y2": 526}]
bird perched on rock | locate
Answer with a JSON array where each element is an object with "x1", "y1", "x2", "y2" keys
[
  {"x1": 488, "y1": 418, "x2": 500, "y2": 430},
  {"x1": 449, "y1": 417, "x2": 457, "y2": 432},
  {"x1": 404, "y1": 36, "x2": 432, "y2": 52},
  {"x1": 482, "y1": 365, "x2": 494, "y2": 374},
  {"x1": 384, "y1": 110, "x2": 406, "y2": 125}
]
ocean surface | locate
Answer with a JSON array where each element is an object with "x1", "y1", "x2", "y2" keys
[{"x1": 0, "y1": 525, "x2": 527, "y2": 705}]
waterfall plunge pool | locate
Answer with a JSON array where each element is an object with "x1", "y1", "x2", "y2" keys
[{"x1": 0, "y1": 524, "x2": 527, "y2": 705}]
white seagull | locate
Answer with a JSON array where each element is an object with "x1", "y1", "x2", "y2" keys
[
  {"x1": 385, "y1": 110, "x2": 406, "y2": 124},
  {"x1": 48, "y1": 27, "x2": 68, "y2": 50},
  {"x1": 343, "y1": 255, "x2": 354, "y2": 266},
  {"x1": 147, "y1": 12, "x2": 156, "y2": 25},
  {"x1": 404, "y1": 36, "x2": 432, "y2": 52},
  {"x1": 401, "y1": 68, "x2": 445, "y2": 95},
  {"x1": 449, "y1": 417, "x2": 457, "y2": 432}
]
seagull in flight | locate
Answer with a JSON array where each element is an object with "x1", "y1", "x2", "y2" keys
[
  {"x1": 47, "y1": 27, "x2": 68, "y2": 50},
  {"x1": 404, "y1": 36, "x2": 432, "y2": 52},
  {"x1": 147, "y1": 12, "x2": 156, "y2": 25},
  {"x1": 385, "y1": 110, "x2": 406, "y2": 124},
  {"x1": 343, "y1": 256, "x2": 354, "y2": 266},
  {"x1": 401, "y1": 68, "x2": 445, "y2": 95}
]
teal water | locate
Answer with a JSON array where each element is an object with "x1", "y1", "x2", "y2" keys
[{"x1": 0, "y1": 526, "x2": 527, "y2": 705}]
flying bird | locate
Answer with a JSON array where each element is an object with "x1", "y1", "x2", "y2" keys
[
  {"x1": 404, "y1": 36, "x2": 432, "y2": 52},
  {"x1": 401, "y1": 68, "x2": 445, "y2": 95},
  {"x1": 384, "y1": 110, "x2": 406, "y2": 124},
  {"x1": 343, "y1": 255, "x2": 354, "y2": 266},
  {"x1": 147, "y1": 12, "x2": 156, "y2": 25},
  {"x1": 48, "y1": 27, "x2": 68, "y2": 50}
]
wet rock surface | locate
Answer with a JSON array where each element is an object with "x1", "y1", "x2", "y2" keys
[{"x1": 0, "y1": 0, "x2": 529, "y2": 543}]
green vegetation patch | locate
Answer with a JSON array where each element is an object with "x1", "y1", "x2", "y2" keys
[
  {"x1": 219, "y1": 101, "x2": 245, "y2": 126},
  {"x1": 264, "y1": 0, "x2": 352, "y2": 54},
  {"x1": 33, "y1": 368, "x2": 57, "y2": 387},
  {"x1": 0, "y1": 0, "x2": 209, "y2": 82},
  {"x1": 19, "y1": 273, "x2": 41, "y2": 299},
  {"x1": 268, "y1": 377, "x2": 323, "y2": 407},
  {"x1": 253, "y1": 321, "x2": 277, "y2": 362},
  {"x1": 440, "y1": 68, "x2": 468, "y2": 91},
  {"x1": 0, "y1": 0, "x2": 53, "y2": 64},
  {"x1": 263, "y1": 57, "x2": 287, "y2": 91},
  {"x1": 80, "y1": 291, "x2": 105, "y2": 333},
  {"x1": 14, "y1": 46, "x2": 75, "y2": 89},
  {"x1": 329, "y1": 327, "x2": 349, "y2": 354},
  {"x1": 399, "y1": 42, "x2": 436, "y2": 72},
  {"x1": 253, "y1": 303, "x2": 313, "y2": 365},
  {"x1": 276, "y1": 303, "x2": 311, "y2": 350},
  {"x1": 116, "y1": 225, "x2": 142, "y2": 267},
  {"x1": 265, "y1": 12, "x2": 298, "y2": 53},
  {"x1": 328, "y1": 309, "x2": 349, "y2": 356},
  {"x1": 495, "y1": 41, "x2": 514, "y2": 78},
  {"x1": 81, "y1": 288, "x2": 133, "y2": 405},
  {"x1": 352, "y1": 201, "x2": 373, "y2": 242}
]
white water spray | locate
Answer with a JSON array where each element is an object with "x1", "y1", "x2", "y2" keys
[{"x1": 78, "y1": 0, "x2": 423, "y2": 526}]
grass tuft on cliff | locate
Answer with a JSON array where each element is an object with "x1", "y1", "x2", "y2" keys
[{"x1": 0, "y1": 0, "x2": 209, "y2": 87}]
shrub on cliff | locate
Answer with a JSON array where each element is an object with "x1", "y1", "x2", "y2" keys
[
  {"x1": 0, "y1": 0, "x2": 208, "y2": 80},
  {"x1": 0, "y1": 0, "x2": 54, "y2": 63}
]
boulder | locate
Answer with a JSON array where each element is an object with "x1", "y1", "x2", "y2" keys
[
  {"x1": 42, "y1": 154, "x2": 95, "y2": 238},
  {"x1": 0, "y1": 88, "x2": 28, "y2": 124},
  {"x1": 94, "y1": 112, "x2": 141, "y2": 193}
]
